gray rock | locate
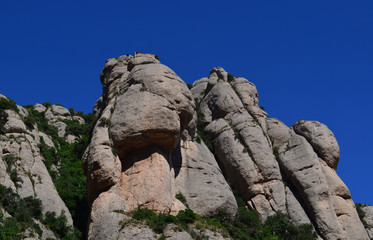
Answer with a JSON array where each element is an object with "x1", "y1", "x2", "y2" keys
[
  {"x1": 191, "y1": 78, "x2": 208, "y2": 100},
  {"x1": 83, "y1": 123, "x2": 122, "y2": 203},
  {"x1": 199, "y1": 82, "x2": 244, "y2": 123},
  {"x1": 292, "y1": 120, "x2": 340, "y2": 169},
  {"x1": 204, "y1": 116, "x2": 282, "y2": 220},
  {"x1": 72, "y1": 116, "x2": 85, "y2": 124},
  {"x1": 17, "y1": 105, "x2": 29, "y2": 118},
  {"x1": 209, "y1": 67, "x2": 228, "y2": 81},
  {"x1": 51, "y1": 105, "x2": 71, "y2": 118},
  {"x1": 4, "y1": 110, "x2": 28, "y2": 134},
  {"x1": 163, "y1": 224, "x2": 192, "y2": 240},
  {"x1": 88, "y1": 191, "x2": 127, "y2": 240},
  {"x1": 49, "y1": 120, "x2": 67, "y2": 138},
  {"x1": 174, "y1": 140, "x2": 237, "y2": 216},
  {"x1": 266, "y1": 118, "x2": 292, "y2": 148},
  {"x1": 93, "y1": 96, "x2": 104, "y2": 116},
  {"x1": 110, "y1": 89, "x2": 180, "y2": 155},
  {"x1": 285, "y1": 186, "x2": 313, "y2": 225},
  {"x1": 230, "y1": 77, "x2": 259, "y2": 107},
  {"x1": 0, "y1": 129, "x2": 73, "y2": 226},
  {"x1": 127, "y1": 55, "x2": 160, "y2": 71},
  {"x1": 118, "y1": 224, "x2": 158, "y2": 240},
  {"x1": 362, "y1": 205, "x2": 373, "y2": 238},
  {"x1": 127, "y1": 63, "x2": 194, "y2": 127},
  {"x1": 278, "y1": 132, "x2": 346, "y2": 239},
  {"x1": 34, "y1": 103, "x2": 46, "y2": 113}
]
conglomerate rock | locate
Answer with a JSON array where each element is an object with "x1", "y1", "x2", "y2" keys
[
  {"x1": 5, "y1": 52, "x2": 368, "y2": 239},
  {"x1": 191, "y1": 67, "x2": 369, "y2": 239},
  {"x1": 84, "y1": 54, "x2": 237, "y2": 240},
  {"x1": 84, "y1": 53, "x2": 370, "y2": 240}
]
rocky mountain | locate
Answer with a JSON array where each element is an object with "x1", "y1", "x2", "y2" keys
[
  {"x1": 0, "y1": 97, "x2": 94, "y2": 239},
  {"x1": 1, "y1": 52, "x2": 372, "y2": 239}
]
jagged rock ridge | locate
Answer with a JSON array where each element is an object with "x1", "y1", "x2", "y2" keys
[{"x1": 84, "y1": 53, "x2": 371, "y2": 240}]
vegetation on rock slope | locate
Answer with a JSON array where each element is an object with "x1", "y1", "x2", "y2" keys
[
  {"x1": 0, "y1": 99, "x2": 95, "y2": 239},
  {"x1": 23, "y1": 104, "x2": 96, "y2": 239},
  {"x1": 118, "y1": 192, "x2": 316, "y2": 240}
]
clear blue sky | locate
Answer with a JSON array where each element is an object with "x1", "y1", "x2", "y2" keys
[{"x1": 1, "y1": 1, "x2": 372, "y2": 205}]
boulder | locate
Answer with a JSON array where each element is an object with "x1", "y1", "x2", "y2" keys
[
  {"x1": 292, "y1": 120, "x2": 340, "y2": 169},
  {"x1": 4, "y1": 110, "x2": 28, "y2": 134},
  {"x1": 110, "y1": 89, "x2": 180, "y2": 155}
]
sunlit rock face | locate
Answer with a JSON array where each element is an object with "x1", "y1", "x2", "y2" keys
[
  {"x1": 0, "y1": 97, "x2": 91, "y2": 239},
  {"x1": 84, "y1": 53, "x2": 369, "y2": 240},
  {"x1": 84, "y1": 53, "x2": 237, "y2": 240}
]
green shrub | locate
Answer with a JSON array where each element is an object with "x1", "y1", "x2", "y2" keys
[
  {"x1": 273, "y1": 146, "x2": 280, "y2": 161},
  {"x1": 129, "y1": 208, "x2": 177, "y2": 234},
  {"x1": 0, "y1": 97, "x2": 19, "y2": 113},
  {"x1": 99, "y1": 117, "x2": 111, "y2": 127},
  {"x1": 0, "y1": 97, "x2": 20, "y2": 134},
  {"x1": 227, "y1": 73, "x2": 235, "y2": 82},
  {"x1": 176, "y1": 209, "x2": 196, "y2": 225},
  {"x1": 356, "y1": 203, "x2": 370, "y2": 229},
  {"x1": 176, "y1": 192, "x2": 189, "y2": 208},
  {"x1": 0, "y1": 109, "x2": 8, "y2": 134},
  {"x1": 0, "y1": 217, "x2": 23, "y2": 240},
  {"x1": 42, "y1": 102, "x2": 52, "y2": 108},
  {"x1": 263, "y1": 212, "x2": 316, "y2": 240},
  {"x1": 0, "y1": 185, "x2": 44, "y2": 238},
  {"x1": 3, "y1": 154, "x2": 23, "y2": 187},
  {"x1": 42, "y1": 211, "x2": 80, "y2": 239},
  {"x1": 68, "y1": 107, "x2": 75, "y2": 116},
  {"x1": 24, "y1": 114, "x2": 36, "y2": 130}
]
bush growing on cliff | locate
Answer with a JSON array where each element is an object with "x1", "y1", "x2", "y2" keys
[
  {"x1": 23, "y1": 104, "x2": 96, "y2": 239},
  {"x1": 227, "y1": 73, "x2": 235, "y2": 82},
  {"x1": 0, "y1": 97, "x2": 19, "y2": 134},
  {"x1": 356, "y1": 203, "x2": 370, "y2": 229},
  {"x1": 120, "y1": 193, "x2": 316, "y2": 240},
  {"x1": 0, "y1": 184, "x2": 44, "y2": 238}
]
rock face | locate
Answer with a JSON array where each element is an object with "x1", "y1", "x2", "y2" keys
[
  {"x1": 84, "y1": 53, "x2": 370, "y2": 240},
  {"x1": 0, "y1": 97, "x2": 90, "y2": 239},
  {"x1": 84, "y1": 54, "x2": 238, "y2": 240},
  {"x1": 361, "y1": 205, "x2": 373, "y2": 238},
  {"x1": 191, "y1": 68, "x2": 369, "y2": 239},
  {"x1": 2, "y1": 53, "x2": 369, "y2": 240}
]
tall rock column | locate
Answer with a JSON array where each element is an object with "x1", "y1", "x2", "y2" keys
[{"x1": 84, "y1": 54, "x2": 237, "y2": 240}]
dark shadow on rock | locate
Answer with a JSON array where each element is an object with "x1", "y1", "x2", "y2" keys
[{"x1": 172, "y1": 141, "x2": 182, "y2": 178}]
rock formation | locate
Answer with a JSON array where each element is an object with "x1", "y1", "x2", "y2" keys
[
  {"x1": 0, "y1": 96, "x2": 87, "y2": 239},
  {"x1": 1, "y1": 52, "x2": 371, "y2": 240},
  {"x1": 84, "y1": 53, "x2": 370, "y2": 239},
  {"x1": 83, "y1": 53, "x2": 237, "y2": 240}
]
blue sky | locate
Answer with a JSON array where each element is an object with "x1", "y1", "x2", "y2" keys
[{"x1": 1, "y1": 1, "x2": 372, "y2": 205}]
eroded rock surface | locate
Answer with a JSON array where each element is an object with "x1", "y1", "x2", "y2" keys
[
  {"x1": 85, "y1": 54, "x2": 237, "y2": 240},
  {"x1": 191, "y1": 68, "x2": 369, "y2": 239},
  {"x1": 83, "y1": 53, "x2": 370, "y2": 240}
]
